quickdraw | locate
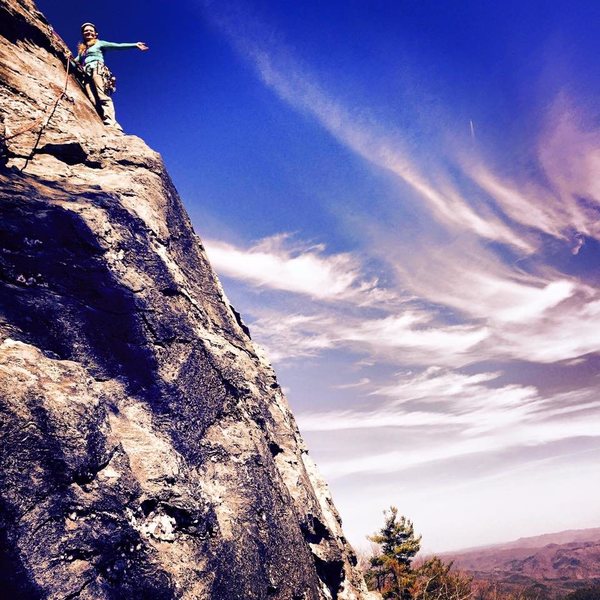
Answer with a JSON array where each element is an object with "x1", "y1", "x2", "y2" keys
[{"x1": 96, "y1": 63, "x2": 117, "y2": 96}]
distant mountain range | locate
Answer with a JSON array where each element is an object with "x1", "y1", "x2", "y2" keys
[{"x1": 440, "y1": 528, "x2": 600, "y2": 598}]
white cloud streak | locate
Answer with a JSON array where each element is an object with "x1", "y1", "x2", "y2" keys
[
  {"x1": 212, "y1": 19, "x2": 536, "y2": 252},
  {"x1": 247, "y1": 313, "x2": 336, "y2": 362},
  {"x1": 204, "y1": 233, "x2": 392, "y2": 305},
  {"x1": 203, "y1": 7, "x2": 600, "y2": 255},
  {"x1": 197, "y1": 4, "x2": 600, "y2": 551},
  {"x1": 201, "y1": 1, "x2": 600, "y2": 431},
  {"x1": 298, "y1": 369, "x2": 600, "y2": 479},
  {"x1": 300, "y1": 367, "x2": 540, "y2": 435},
  {"x1": 202, "y1": 4, "x2": 600, "y2": 367},
  {"x1": 332, "y1": 378, "x2": 371, "y2": 390},
  {"x1": 245, "y1": 306, "x2": 494, "y2": 368},
  {"x1": 317, "y1": 414, "x2": 600, "y2": 480}
]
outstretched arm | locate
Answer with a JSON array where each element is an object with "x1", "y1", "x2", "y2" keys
[{"x1": 100, "y1": 41, "x2": 149, "y2": 52}]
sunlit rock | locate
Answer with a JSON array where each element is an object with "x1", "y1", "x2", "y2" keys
[{"x1": 0, "y1": 1, "x2": 369, "y2": 597}]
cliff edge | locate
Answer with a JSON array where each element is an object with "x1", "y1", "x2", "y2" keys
[{"x1": 0, "y1": 1, "x2": 368, "y2": 598}]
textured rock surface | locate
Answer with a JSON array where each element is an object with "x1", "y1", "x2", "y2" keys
[{"x1": 0, "y1": 1, "x2": 369, "y2": 598}]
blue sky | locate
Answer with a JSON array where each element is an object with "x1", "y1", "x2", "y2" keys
[{"x1": 37, "y1": 0, "x2": 600, "y2": 552}]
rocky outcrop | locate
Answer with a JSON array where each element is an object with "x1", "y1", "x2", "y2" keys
[{"x1": 0, "y1": 1, "x2": 368, "y2": 598}]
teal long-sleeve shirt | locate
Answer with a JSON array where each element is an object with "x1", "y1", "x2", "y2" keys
[{"x1": 74, "y1": 40, "x2": 138, "y2": 73}]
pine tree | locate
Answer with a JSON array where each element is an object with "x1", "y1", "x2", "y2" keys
[
  {"x1": 371, "y1": 506, "x2": 422, "y2": 567},
  {"x1": 365, "y1": 506, "x2": 422, "y2": 599},
  {"x1": 365, "y1": 507, "x2": 474, "y2": 600}
]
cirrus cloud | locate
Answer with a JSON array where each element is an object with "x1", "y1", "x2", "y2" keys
[{"x1": 204, "y1": 233, "x2": 393, "y2": 304}]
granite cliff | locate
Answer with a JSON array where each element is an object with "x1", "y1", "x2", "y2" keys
[{"x1": 0, "y1": 1, "x2": 369, "y2": 598}]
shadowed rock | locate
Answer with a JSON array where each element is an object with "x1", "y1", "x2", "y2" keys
[{"x1": 0, "y1": 1, "x2": 370, "y2": 598}]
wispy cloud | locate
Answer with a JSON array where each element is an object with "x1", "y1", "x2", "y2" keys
[
  {"x1": 202, "y1": 2, "x2": 600, "y2": 368},
  {"x1": 465, "y1": 100, "x2": 600, "y2": 248},
  {"x1": 198, "y1": 1, "x2": 600, "y2": 550},
  {"x1": 244, "y1": 305, "x2": 492, "y2": 368},
  {"x1": 300, "y1": 367, "x2": 540, "y2": 435},
  {"x1": 203, "y1": 3, "x2": 600, "y2": 362},
  {"x1": 379, "y1": 231, "x2": 577, "y2": 324},
  {"x1": 538, "y1": 100, "x2": 600, "y2": 237},
  {"x1": 317, "y1": 414, "x2": 600, "y2": 480},
  {"x1": 337, "y1": 314, "x2": 489, "y2": 357},
  {"x1": 204, "y1": 233, "x2": 391, "y2": 304},
  {"x1": 204, "y1": 10, "x2": 537, "y2": 252},
  {"x1": 206, "y1": 8, "x2": 594, "y2": 259},
  {"x1": 246, "y1": 313, "x2": 336, "y2": 362},
  {"x1": 494, "y1": 297, "x2": 600, "y2": 363},
  {"x1": 374, "y1": 367, "x2": 529, "y2": 407},
  {"x1": 332, "y1": 378, "x2": 371, "y2": 390},
  {"x1": 299, "y1": 372, "x2": 600, "y2": 479},
  {"x1": 237, "y1": 277, "x2": 599, "y2": 366}
]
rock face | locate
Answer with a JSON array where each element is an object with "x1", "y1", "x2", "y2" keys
[{"x1": 0, "y1": 1, "x2": 368, "y2": 598}]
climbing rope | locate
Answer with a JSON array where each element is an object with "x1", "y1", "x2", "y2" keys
[
  {"x1": 4, "y1": 58, "x2": 71, "y2": 144},
  {"x1": 18, "y1": 58, "x2": 71, "y2": 172},
  {"x1": 1, "y1": 25, "x2": 83, "y2": 170}
]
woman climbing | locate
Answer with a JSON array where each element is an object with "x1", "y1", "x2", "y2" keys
[{"x1": 73, "y1": 22, "x2": 149, "y2": 130}]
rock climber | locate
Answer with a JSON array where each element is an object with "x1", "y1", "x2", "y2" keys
[{"x1": 72, "y1": 22, "x2": 149, "y2": 130}]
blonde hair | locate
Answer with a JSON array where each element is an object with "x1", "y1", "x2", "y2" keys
[{"x1": 77, "y1": 38, "x2": 97, "y2": 56}]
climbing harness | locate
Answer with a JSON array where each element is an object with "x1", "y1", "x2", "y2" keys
[{"x1": 96, "y1": 63, "x2": 117, "y2": 96}]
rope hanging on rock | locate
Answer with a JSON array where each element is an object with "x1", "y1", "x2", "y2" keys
[
  {"x1": 4, "y1": 58, "x2": 71, "y2": 144},
  {"x1": 18, "y1": 58, "x2": 71, "y2": 172},
  {"x1": 1, "y1": 25, "x2": 83, "y2": 171}
]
